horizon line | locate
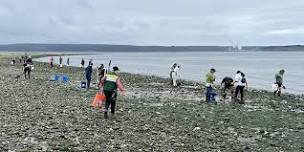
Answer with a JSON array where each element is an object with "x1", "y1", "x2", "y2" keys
[{"x1": 1, "y1": 43, "x2": 304, "y2": 47}]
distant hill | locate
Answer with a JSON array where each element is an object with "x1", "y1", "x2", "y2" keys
[
  {"x1": 254, "y1": 45, "x2": 304, "y2": 51},
  {"x1": 0, "y1": 44, "x2": 228, "y2": 52},
  {"x1": 0, "y1": 43, "x2": 303, "y2": 52}
]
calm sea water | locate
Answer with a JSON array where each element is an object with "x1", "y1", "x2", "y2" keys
[{"x1": 36, "y1": 51, "x2": 304, "y2": 94}]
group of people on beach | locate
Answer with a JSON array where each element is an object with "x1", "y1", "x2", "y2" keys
[
  {"x1": 220, "y1": 69, "x2": 285, "y2": 103},
  {"x1": 47, "y1": 56, "x2": 125, "y2": 119},
  {"x1": 169, "y1": 63, "x2": 286, "y2": 104},
  {"x1": 11, "y1": 54, "x2": 31, "y2": 65},
  {"x1": 82, "y1": 58, "x2": 105, "y2": 90},
  {"x1": 205, "y1": 68, "x2": 249, "y2": 104},
  {"x1": 12, "y1": 54, "x2": 33, "y2": 79},
  {"x1": 49, "y1": 56, "x2": 70, "y2": 68},
  {"x1": 81, "y1": 59, "x2": 125, "y2": 119},
  {"x1": 12, "y1": 54, "x2": 287, "y2": 120},
  {"x1": 49, "y1": 56, "x2": 95, "y2": 89}
]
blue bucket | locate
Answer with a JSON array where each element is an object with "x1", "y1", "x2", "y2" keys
[
  {"x1": 54, "y1": 74, "x2": 60, "y2": 81},
  {"x1": 62, "y1": 75, "x2": 69, "y2": 83}
]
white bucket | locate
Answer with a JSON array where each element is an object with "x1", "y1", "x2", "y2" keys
[{"x1": 272, "y1": 84, "x2": 278, "y2": 91}]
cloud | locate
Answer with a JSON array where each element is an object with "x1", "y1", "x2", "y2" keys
[
  {"x1": 263, "y1": 28, "x2": 304, "y2": 36},
  {"x1": 0, "y1": 0, "x2": 304, "y2": 45}
]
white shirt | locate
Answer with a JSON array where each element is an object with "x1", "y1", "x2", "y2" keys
[
  {"x1": 173, "y1": 67, "x2": 180, "y2": 78},
  {"x1": 235, "y1": 73, "x2": 246, "y2": 86}
]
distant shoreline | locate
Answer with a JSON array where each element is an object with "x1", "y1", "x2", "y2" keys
[{"x1": 0, "y1": 43, "x2": 304, "y2": 52}]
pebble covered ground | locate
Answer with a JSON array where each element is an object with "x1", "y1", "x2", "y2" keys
[{"x1": 0, "y1": 55, "x2": 304, "y2": 151}]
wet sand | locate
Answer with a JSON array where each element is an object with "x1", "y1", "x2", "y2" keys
[{"x1": 0, "y1": 55, "x2": 304, "y2": 151}]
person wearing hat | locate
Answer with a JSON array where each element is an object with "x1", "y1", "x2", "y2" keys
[
  {"x1": 274, "y1": 69, "x2": 285, "y2": 97},
  {"x1": 205, "y1": 68, "x2": 216, "y2": 102},
  {"x1": 99, "y1": 66, "x2": 126, "y2": 119}
]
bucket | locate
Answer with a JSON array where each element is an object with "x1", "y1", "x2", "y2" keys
[
  {"x1": 62, "y1": 75, "x2": 69, "y2": 83},
  {"x1": 92, "y1": 92, "x2": 106, "y2": 109},
  {"x1": 272, "y1": 84, "x2": 278, "y2": 91},
  {"x1": 54, "y1": 74, "x2": 60, "y2": 81},
  {"x1": 81, "y1": 81, "x2": 86, "y2": 88}
]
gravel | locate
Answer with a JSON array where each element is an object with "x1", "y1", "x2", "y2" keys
[{"x1": 0, "y1": 55, "x2": 303, "y2": 151}]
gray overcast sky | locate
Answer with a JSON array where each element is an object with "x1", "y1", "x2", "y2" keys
[{"x1": 0, "y1": 0, "x2": 304, "y2": 46}]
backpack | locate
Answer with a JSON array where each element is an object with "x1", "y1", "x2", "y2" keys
[{"x1": 241, "y1": 76, "x2": 246, "y2": 83}]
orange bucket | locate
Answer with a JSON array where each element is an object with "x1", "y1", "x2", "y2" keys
[{"x1": 92, "y1": 92, "x2": 106, "y2": 109}]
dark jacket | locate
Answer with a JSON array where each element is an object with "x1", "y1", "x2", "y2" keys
[{"x1": 85, "y1": 65, "x2": 93, "y2": 80}]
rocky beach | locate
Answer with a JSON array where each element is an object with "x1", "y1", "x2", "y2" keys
[{"x1": 0, "y1": 54, "x2": 304, "y2": 151}]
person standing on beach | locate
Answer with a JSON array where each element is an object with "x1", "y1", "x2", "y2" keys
[
  {"x1": 89, "y1": 59, "x2": 93, "y2": 66},
  {"x1": 205, "y1": 68, "x2": 216, "y2": 102},
  {"x1": 170, "y1": 63, "x2": 177, "y2": 85},
  {"x1": 59, "y1": 56, "x2": 63, "y2": 68},
  {"x1": 97, "y1": 64, "x2": 105, "y2": 87},
  {"x1": 220, "y1": 76, "x2": 234, "y2": 101},
  {"x1": 26, "y1": 56, "x2": 32, "y2": 65},
  {"x1": 81, "y1": 58, "x2": 85, "y2": 68},
  {"x1": 50, "y1": 56, "x2": 54, "y2": 68},
  {"x1": 11, "y1": 58, "x2": 16, "y2": 65},
  {"x1": 21, "y1": 56, "x2": 25, "y2": 63},
  {"x1": 67, "y1": 58, "x2": 70, "y2": 66},
  {"x1": 234, "y1": 71, "x2": 248, "y2": 104},
  {"x1": 85, "y1": 63, "x2": 93, "y2": 89},
  {"x1": 24, "y1": 53, "x2": 28, "y2": 61},
  {"x1": 172, "y1": 65, "x2": 181, "y2": 87},
  {"x1": 98, "y1": 64, "x2": 106, "y2": 84},
  {"x1": 23, "y1": 56, "x2": 33, "y2": 79},
  {"x1": 274, "y1": 69, "x2": 285, "y2": 97},
  {"x1": 99, "y1": 66, "x2": 125, "y2": 119}
]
